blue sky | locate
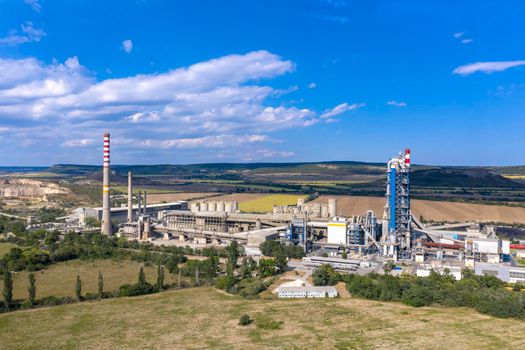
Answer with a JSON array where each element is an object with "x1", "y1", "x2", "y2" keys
[{"x1": 0, "y1": 0, "x2": 524, "y2": 166}]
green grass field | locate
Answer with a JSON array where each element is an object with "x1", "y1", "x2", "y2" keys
[
  {"x1": 0, "y1": 259, "x2": 177, "y2": 301},
  {"x1": 1, "y1": 286, "x2": 524, "y2": 349},
  {"x1": 0, "y1": 243, "x2": 16, "y2": 257},
  {"x1": 239, "y1": 194, "x2": 306, "y2": 213}
]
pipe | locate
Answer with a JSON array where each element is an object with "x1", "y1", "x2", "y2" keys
[
  {"x1": 143, "y1": 191, "x2": 147, "y2": 215},
  {"x1": 101, "y1": 133, "x2": 112, "y2": 235},
  {"x1": 127, "y1": 172, "x2": 133, "y2": 222}
]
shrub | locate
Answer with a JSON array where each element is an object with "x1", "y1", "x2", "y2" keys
[
  {"x1": 401, "y1": 284, "x2": 434, "y2": 307},
  {"x1": 239, "y1": 314, "x2": 252, "y2": 326},
  {"x1": 312, "y1": 264, "x2": 340, "y2": 286}
]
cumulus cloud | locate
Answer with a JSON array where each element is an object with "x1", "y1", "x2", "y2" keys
[
  {"x1": 308, "y1": 82, "x2": 317, "y2": 89},
  {"x1": 461, "y1": 39, "x2": 473, "y2": 44},
  {"x1": 320, "y1": 102, "x2": 364, "y2": 119},
  {"x1": 0, "y1": 22, "x2": 46, "y2": 46},
  {"x1": 0, "y1": 50, "x2": 347, "y2": 162},
  {"x1": 453, "y1": 61, "x2": 525, "y2": 75},
  {"x1": 121, "y1": 39, "x2": 133, "y2": 53},
  {"x1": 386, "y1": 100, "x2": 407, "y2": 107},
  {"x1": 24, "y1": 0, "x2": 42, "y2": 12}
]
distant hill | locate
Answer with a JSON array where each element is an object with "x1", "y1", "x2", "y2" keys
[{"x1": 13, "y1": 162, "x2": 525, "y2": 190}]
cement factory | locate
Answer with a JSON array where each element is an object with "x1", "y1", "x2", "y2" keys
[{"x1": 70, "y1": 134, "x2": 525, "y2": 285}]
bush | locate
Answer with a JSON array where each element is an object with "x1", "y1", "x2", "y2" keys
[
  {"x1": 239, "y1": 314, "x2": 252, "y2": 326},
  {"x1": 312, "y1": 264, "x2": 340, "y2": 286},
  {"x1": 347, "y1": 275, "x2": 381, "y2": 300},
  {"x1": 401, "y1": 284, "x2": 434, "y2": 307}
]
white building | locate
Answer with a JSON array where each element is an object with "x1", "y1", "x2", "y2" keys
[
  {"x1": 327, "y1": 217, "x2": 347, "y2": 245},
  {"x1": 277, "y1": 286, "x2": 338, "y2": 298}
]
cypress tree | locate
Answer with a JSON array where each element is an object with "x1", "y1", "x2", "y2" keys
[
  {"x1": 138, "y1": 267, "x2": 146, "y2": 286},
  {"x1": 28, "y1": 272, "x2": 36, "y2": 306},
  {"x1": 3, "y1": 270, "x2": 13, "y2": 309},
  {"x1": 75, "y1": 274, "x2": 82, "y2": 302},
  {"x1": 98, "y1": 271, "x2": 104, "y2": 300},
  {"x1": 157, "y1": 263, "x2": 164, "y2": 291}
]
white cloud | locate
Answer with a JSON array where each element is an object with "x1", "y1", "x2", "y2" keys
[
  {"x1": 461, "y1": 39, "x2": 473, "y2": 44},
  {"x1": 24, "y1": 0, "x2": 42, "y2": 12},
  {"x1": 386, "y1": 100, "x2": 407, "y2": 107},
  {"x1": 308, "y1": 82, "x2": 317, "y2": 89},
  {"x1": 125, "y1": 111, "x2": 160, "y2": 123},
  {"x1": 453, "y1": 32, "x2": 465, "y2": 38},
  {"x1": 0, "y1": 22, "x2": 46, "y2": 46},
  {"x1": 0, "y1": 50, "x2": 335, "y2": 162},
  {"x1": 320, "y1": 102, "x2": 364, "y2": 119},
  {"x1": 453, "y1": 61, "x2": 525, "y2": 76},
  {"x1": 121, "y1": 39, "x2": 133, "y2": 53},
  {"x1": 62, "y1": 138, "x2": 95, "y2": 147}
]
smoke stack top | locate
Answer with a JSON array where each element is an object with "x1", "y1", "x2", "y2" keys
[{"x1": 404, "y1": 148, "x2": 411, "y2": 166}]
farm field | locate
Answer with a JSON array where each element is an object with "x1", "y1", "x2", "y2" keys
[
  {"x1": 314, "y1": 195, "x2": 525, "y2": 224},
  {"x1": 0, "y1": 259, "x2": 176, "y2": 301},
  {"x1": 1, "y1": 286, "x2": 524, "y2": 349},
  {"x1": 238, "y1": 194, "x2": 306, "y2": 213},
  {"x1": 206, "y1": 193, "x2": 272, "y2": 203},
  {"x1": 147, "y1": 192, "x2": 218, "y2": 204}
]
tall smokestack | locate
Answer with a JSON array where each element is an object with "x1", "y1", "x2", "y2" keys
[
  {"x1": 127, "y1": 172, "x2": 133, "y2": 222},
  {"x1": 143, "y1": 191, "x2": 147, "y2": 215},
  {"x1": 138, "y1": 191, "x2": 142, "y2": 217},
  {"x1": 101, "y1": 133, "x2": 112, "y2": 235},
  {"x1": 405, "y1": 148, "x2": 411, "y2": 167}
]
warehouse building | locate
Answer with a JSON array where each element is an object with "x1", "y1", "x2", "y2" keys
[{"x1": 277, "y1": 286, "x2": 338, "y2": 298}]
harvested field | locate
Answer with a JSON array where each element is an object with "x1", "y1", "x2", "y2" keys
[
  {"x1": 314, "y1": 195, "x2": 525, "y2": 224},
  {"x1": 147, "y1": 192, "x2": 217, "y2": 204},
  {"x1": 1, "y1": 286, "x2": 524, "y2": 349},
  {"x1": 0, "y1": 259, "x2": 176, "y2": 301},
  {"x1": 206, "y1": 193, "x2": 271, "y2": 203},
  {"x1": 238, "y1": 194, "x2": 306, "y2": 213}
]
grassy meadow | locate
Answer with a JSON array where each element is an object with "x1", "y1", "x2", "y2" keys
[
  {"x1": 1, "y1": 286, "x2": 524, "y2": 349},
  {"x1": 0, "y1": 259, "x2": 177, "y2": 302},
  {"x1": 0, "y1": 243, "x2": 16, "y2": 257}
]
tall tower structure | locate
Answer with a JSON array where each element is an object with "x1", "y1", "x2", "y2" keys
[
  {"x1": 127, "y1": 172, "x2": 133, "y2": 223},
  {"x1": 101, "y1": 133, "x2": 112, "y2": 235},
  {"x1": 383, "y1": 149, "x2": 411, "y2": 259}
]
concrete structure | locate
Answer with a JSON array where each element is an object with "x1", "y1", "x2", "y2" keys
[
  {"x1": 84, "y1": 201, "x2": 188, "y2": 225},
  {"x1": 127, "y1": 172, "x2": 133, "y2": 223},
  {"x1": 475, "y1": 262, "x2": 525, "y2": 283},
  {"x1": 302, "y1": 256, "x2": 362, "y2": 271},
  {"x1": 416, "y1": 264, "x2": 462, "y2": 280},
  {"x1": 277, "y1": 286, "x2": 338, "y2": 298},
  {"x1": 190, "y1": 200, "x2": 239, "y2": 213},
  {"x1": 101, "y1": 133, "x2": 112, "y2": 235},
  {"x1": 327, "y1": 217, "x2": 347, "y2": 244},
  {"x1": 328, "y1": 198, "x2": 337, "y2": 217}
]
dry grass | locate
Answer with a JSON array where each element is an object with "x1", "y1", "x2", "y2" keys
[
  {"x1": 238, "y1": 194, "x2": 306, "y2": 213},
  {"x1": 0, "y1": 259, "x2": 176, "y2": 301},
  {"x1": 1, "y1": 286, "x2": 524, "y2": 349},
  {"x1": 314, "y1": 195, "x2": 525, "y2": 224}
]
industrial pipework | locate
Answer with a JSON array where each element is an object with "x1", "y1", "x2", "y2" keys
[
  {"x1": 101, "y1": 133, "x2": 112, "y2": 235},
  {"x1": 382, "y1": 148, "x2": 411, "y2": 259}
]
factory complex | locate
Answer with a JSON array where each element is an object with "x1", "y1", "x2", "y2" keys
[{"x1": 68, "y1": 134, "x2": 525, "y2": 285}]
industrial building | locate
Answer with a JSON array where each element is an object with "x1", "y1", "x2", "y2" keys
[
  {"x1": 277, "y1": 286, "x2": 338, "y2": 298},
  {"x1": 84, "y1": 139, "x2": 525, "y2": 285}
]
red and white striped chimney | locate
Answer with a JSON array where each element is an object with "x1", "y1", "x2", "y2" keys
[
  {"x1": 404, "y1": 148, "x2": 411, "y2": 167},
  {"x1": 101, "y1": 133, "x2": 112, "y2": 235}
]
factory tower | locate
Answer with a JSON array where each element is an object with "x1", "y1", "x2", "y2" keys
[
  {"x1": 127, "y1": 172, "x2": 133, "y2": 222},
  {"x1": 101, "y1": 133, "x2": 112, "y2": 235},
  {"x1": 383, "y1": 149, "x2": 411, "y2": 259}
]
